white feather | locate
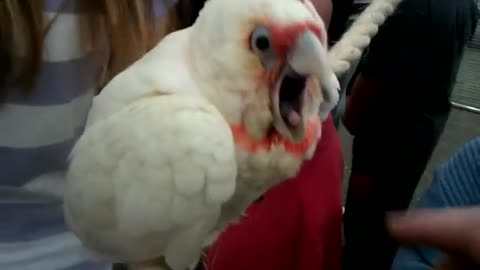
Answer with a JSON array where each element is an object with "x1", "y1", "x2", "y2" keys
[{"x1": 64, "y1": 95, "x2": 237, "y2": 270}]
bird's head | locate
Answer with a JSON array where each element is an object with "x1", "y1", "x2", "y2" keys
[{"x1": 191, "y1": 0, "x2": 338, "y2": 157}]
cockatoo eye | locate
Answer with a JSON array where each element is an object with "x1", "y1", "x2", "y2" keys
[
  {"x1": 250, "y1": 26, "x2": 271, "y2": 54},
  {"x1": 250, "y1": 26, "x2": 275, "y2": 68}
]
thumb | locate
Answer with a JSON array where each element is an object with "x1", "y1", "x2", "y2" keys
[{"x1": 387, "y1": 207, "x2": 480, "y2": 262}]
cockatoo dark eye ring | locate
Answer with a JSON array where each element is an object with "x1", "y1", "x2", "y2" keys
[{"x1": 250, "y1": 26, "x2": 271, "y2": 53}]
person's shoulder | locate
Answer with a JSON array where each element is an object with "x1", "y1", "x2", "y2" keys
[
  {"x1": 153, "y1": 0, "x2": 180, "y2": 17},
  {"x1": 458, "y1": 138, "x2": 480, "y2": 160},
  {"x1": 43, "y1": 0, "x2": 87, "y2": 13},
  {"x1": 442, "y1": 137, "x2": 480, "y2": 178},
  {"x1": 456, "y1": 138, "x2": 480, "y2": 159}
]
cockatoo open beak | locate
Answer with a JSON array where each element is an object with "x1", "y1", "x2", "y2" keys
[{"x1": 271, "y1": 30, "x2": 339, "y2": 142}]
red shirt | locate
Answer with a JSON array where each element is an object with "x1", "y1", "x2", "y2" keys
[{"x1": 205, "y1": 116, "x2": 343, "y2": 270}]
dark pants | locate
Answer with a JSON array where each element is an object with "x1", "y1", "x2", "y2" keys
[
  {"x1": 343, "y1": 169, "x2": 425, "y2": 270},
  {"x1": 343, "y1": 116, "x2": 447, "y2": 270},
  {"x1": 342, "y1": 0, "x2": 478, "y2": 267}
]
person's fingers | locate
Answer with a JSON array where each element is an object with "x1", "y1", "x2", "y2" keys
[{"x1": 387, "y1": 207, "x2": 480, "y2": 261}]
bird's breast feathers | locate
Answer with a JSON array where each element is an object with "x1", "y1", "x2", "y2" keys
[
  {"x1": 230, "y1": 114, "x2": 321, "y2": 156},
  {"x1": 231, "y1": 114, "x2": 321, "y2": 186}
]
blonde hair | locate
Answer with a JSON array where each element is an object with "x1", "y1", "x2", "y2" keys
[{"x1": 0, "y1": 0, "x2": 179, "y2": 96}]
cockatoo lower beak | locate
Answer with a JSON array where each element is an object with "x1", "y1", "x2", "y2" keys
[{"x1": 271, "y1": 30, "x2": 339, "y2": 142}]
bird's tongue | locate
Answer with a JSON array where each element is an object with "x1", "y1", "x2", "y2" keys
[{"x1": 280, "y1": 103, "x2": 301, "y2": 127}]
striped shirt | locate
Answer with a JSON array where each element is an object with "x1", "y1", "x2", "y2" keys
[
  {"x1": 391, "y1": 137, "x2": 480, "y2": 270},
  {"x1": 0, "y1": 1, "x2": 168, "y2": 269}
]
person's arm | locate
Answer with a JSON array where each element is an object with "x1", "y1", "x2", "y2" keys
[
  {"x1": 391, "y1": 138, "x2": 480, "y2": 270},
  {"x1": 342, "y1": 72, "x2": 383, "y2": 134},
  {"x1": 342, "y1": 0, "x2": 426, "y2": 135}
]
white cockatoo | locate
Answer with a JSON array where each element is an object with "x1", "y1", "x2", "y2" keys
[{"x1": 64, "y1": 0, "x2": 401, "y2": 269}]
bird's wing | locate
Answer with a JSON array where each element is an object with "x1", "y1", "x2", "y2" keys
[{"x1": 64, "y1": 94, "x2": 237, "y2": 270}]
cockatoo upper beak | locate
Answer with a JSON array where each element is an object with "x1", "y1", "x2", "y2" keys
[
  {"x1": 289, "y1": 30, "x2": 340, "y2": 118},
  {"x1": 271, "y1": 30, "x2": 338, "y2": 142}
]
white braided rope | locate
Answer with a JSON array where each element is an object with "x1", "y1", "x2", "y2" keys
[{"x1": 328, "y1": 0, "x2": 403, "y2": 76}]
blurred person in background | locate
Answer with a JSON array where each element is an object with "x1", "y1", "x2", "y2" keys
[
  {"x1": 342, "y1": 0, "x2": 479, "y2": 269},
  {"x1": 0, "y1": 1, "x2": 180, "y2": 269},
  {"x1": 390, "y1": 137, "x2": 480, "y2": 270}
]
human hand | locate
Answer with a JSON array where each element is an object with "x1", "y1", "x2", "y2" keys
[{"x1": 388, "y1": 207, "x2": 480, "y2": 270}]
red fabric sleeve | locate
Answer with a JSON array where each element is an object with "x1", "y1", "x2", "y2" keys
[
  {"x1": 294, "y1": 115, "x2": 343, "y2": 270},
  {"x1": 204, "y1": 116, "x2": 343, "y2": 270}
]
